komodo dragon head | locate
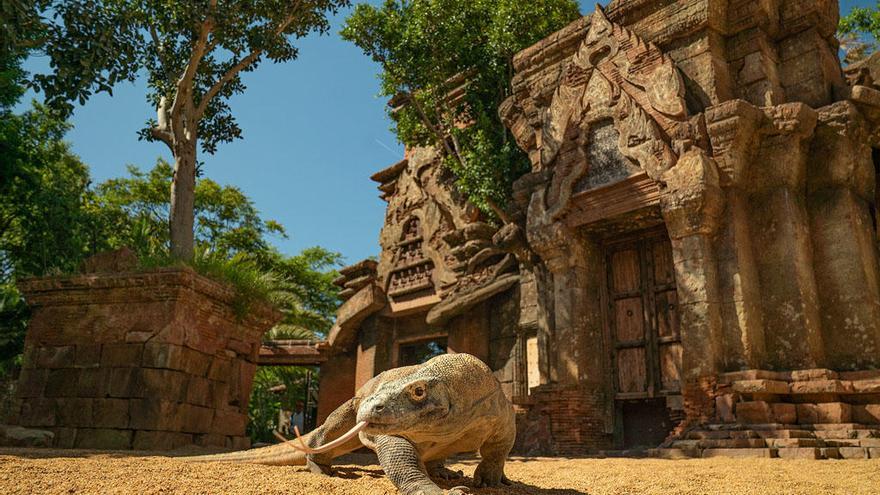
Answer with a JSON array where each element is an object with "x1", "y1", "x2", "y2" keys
[{"x1": 356, "y1": 376, "x2": 452, "y2": 435}]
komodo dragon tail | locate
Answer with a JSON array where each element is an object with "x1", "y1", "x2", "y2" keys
[{"x1": 176, "y1": 431, "x2": 312, "y2": 466}]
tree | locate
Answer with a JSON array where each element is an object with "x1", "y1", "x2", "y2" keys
[
  {"x1": 87, "y1": 160, "x2": 343, "y2": 335},
  {"x1": 32, "y1": 0, "x2": 349, "y2": 260},
  {"x1": 0, "y1": 0, "x2": 46, "y2": 108},
  {"x1": 89, "y1": 159, "x2": 287, "y2": 260},
  {"x1": 341, "y1": 0, "x2": 580, "y2": 217},
  {"x1": 840, "y1": 2, "x2": 880, "y2": 64}
]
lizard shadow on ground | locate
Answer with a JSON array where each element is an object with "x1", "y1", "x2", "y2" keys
[
  {"x1": 329, "y1": 465, "x2": 588, "y2": 495},
  {"x1": 435, "y1": 477, "x2": 589, "y2": 495}
]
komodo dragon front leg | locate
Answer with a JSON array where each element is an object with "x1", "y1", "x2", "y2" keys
[
  {"x1": 376, "y1": 436, "x2": 468, "y2": 495},
  {"x1": 472, "y1": 423, "x2": 515, "y2": 488}
]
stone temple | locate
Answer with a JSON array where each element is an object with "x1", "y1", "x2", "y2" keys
[
  {"x1": 10, "y1": 0, "x2": 880, "y2": 459},
  {"x1": 318, "y1": 0, "x2": 880, "y2": 459}
]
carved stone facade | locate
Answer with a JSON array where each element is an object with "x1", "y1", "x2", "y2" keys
[
  {"x1": 500, "y1": 1, "x2": 880, "y2": 457},
  {"x1": 319, "y1": 0, "x2": 880, "y2": 458}
]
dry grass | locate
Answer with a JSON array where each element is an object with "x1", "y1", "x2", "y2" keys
[{"x1": 0, "y1": 448, "x2": 878, "y2": 495}]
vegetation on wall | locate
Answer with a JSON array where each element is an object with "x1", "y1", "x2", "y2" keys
[{"x1": 341, "y1": 0, "x2": 581, "y2": 218}]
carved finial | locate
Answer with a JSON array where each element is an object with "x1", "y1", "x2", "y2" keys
[{"x1": 584, "y1": 4, "x2": 612, "y2": 50}]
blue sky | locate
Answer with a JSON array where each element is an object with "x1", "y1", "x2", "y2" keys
[{"x1": 19, "y1": 0, "x2": 874, "y2": 266}]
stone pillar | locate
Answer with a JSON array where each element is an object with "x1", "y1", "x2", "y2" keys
[
  {"x1": 808, "y1": 101, "x2": 880, "y2": 370},
  {"x1": 15, "y1": 268, "x2": 279, "y2": 450},
  {"x1": 748, "y1": 103, "x2": 826, "y2": 370},
  {"x1": 528, "y1": 224, "x2": 598, "y2": 387},
  {"x1": 661, "y1": 149, "x2": 726, "y2": 425},
  {"x1": 706, "y1": 100, "x2": 768, "y2": 370}
]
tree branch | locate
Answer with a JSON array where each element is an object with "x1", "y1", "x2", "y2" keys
[
  {"x1": 170, "y1": 0, "x2": 218, "y2": 142},
  {"x1": 195, "y1": 3, "x2": 302, "y2": 120},
  {"x1": 408, "y1": 93, "x2": 449, "y2": 152},
  {"x1": 195, "y1": 50, "x2": 261, "y2": 119},
  {"x1": 150, "y1": 126, "x2": 173, "y2": 149}
]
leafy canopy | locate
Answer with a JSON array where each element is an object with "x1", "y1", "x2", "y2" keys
[
  {"x1": 342, "y1": 0, "x2": 580, "y2": 215},
  {"x1": 32, "y1": 0, "x2": 349, "y2": 154},
  {"x1": 0, "y1": 103, "x2": 95, "y2": 282},
  {"x1": 839, "y1": 2, "x2": 880, "y2": 63},
  {"x1": 91, "y1": 159, "x2": 287, "y2": 260}
]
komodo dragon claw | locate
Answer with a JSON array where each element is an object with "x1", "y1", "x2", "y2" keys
[{"x1": 426, "y1": 461, "x2": 464, "y2": 481}]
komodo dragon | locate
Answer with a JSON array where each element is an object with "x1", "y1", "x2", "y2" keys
[{"x1": 182, "y1": 352, "x2": 516, "y2": 495}]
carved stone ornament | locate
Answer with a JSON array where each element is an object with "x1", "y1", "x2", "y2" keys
[{"x1": 537, "y1": 5, "x2": 688, "y2": 223}]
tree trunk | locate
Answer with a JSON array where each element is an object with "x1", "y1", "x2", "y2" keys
[{"x1": 169, "y1": 143, "x2": 197, "y2": 261}]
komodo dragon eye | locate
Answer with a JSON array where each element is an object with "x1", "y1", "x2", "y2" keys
[{"x1": 407, "y1": 381, "x2": 428, "y2": 402}]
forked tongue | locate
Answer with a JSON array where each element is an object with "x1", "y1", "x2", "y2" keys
[{"x1": 276, "y1": 420, "x2": 368, "y2": 454}]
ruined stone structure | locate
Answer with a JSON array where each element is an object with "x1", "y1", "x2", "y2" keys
[
  {"x1": 321, "y1": 0, "x2": 880, "y2": 460},
  {"x1": 11, "y1": 264, "x2": 279, "y2": 450},
  {"x1": 317, "y1": 149, "x2": 522, "y2": 423}
]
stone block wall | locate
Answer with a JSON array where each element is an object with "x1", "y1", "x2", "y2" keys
[{"x1": 10, "y1": 268, "x2": 279, "y2": 450}]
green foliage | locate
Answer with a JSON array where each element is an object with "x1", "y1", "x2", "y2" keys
[
  {"x1": 263, "y1": 247, "x2": 343, "y2": 339},
  {"x1": 0, "y1": 0, "x2": 46, "y2": 108},
  {"x1": 247, "y1": 365, "x2": 315, "y2": 444},
  {"x1": 31, "y1": 0, "x2": 350, "y2": 154},
  {"x1": 839, "y1": 2, "x2": 880, "y2": 63},
  {"x1": 0, "y1": 284, "x2": 28, "y2": 366},
  {"x1": 89, "y1": 159, "x2": 287, "y2": 260},
  {"x1": 0, "y1": 103, "x2": 95, "y2": 281},
  {"x1": 342, "y1": 0, "x2": 580, "y2": 215}
]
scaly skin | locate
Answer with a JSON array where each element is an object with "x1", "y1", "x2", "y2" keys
[{"x1": 180, "y1": 353, "x2": 516, "y2": 495}]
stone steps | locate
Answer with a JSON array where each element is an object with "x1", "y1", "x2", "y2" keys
[
  {"x1": 655, "y1": 444, "x2": 880, "y2": 460},
  {"x1": 670, "y1": 423, "x2": 880, "y2": 458}
]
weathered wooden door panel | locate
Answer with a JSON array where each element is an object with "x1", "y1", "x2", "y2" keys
[
  {"x1": 606, "y1": 230, "x2": 682, "y2": 399},
  {"x1": 655, "y1": 290, "x2": 679, "y2": 339},
  {"x1": 617, "y1": 347, "x2": 647, "y2": 393},
  {"x1": 614, "y1": 298, "x2": 644, "y2": 342},
  {"x1": 659, "y1": 343, "x2": 682, "y2": 392},
  {"x1": 611, "y1": 249, "x2": 641, "y2": 293}
]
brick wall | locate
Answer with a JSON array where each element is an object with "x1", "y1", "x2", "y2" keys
[
  {"x1": 513, "y1": 384, "x2": 612, "y2": 455},
  {"x1": 11, "y1": 268, "x2": 279, "y2": 450}
]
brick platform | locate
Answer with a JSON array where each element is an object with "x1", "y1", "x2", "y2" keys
[
  {"x1": 10, "y1": 267, "x2": 280, "y2": 450},
  {"x1": 662, "y1": 369, "x2": 880, "y2": 459}
]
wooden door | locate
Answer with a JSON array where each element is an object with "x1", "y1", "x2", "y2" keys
[{"x1": 605, "y1": 230, "x2": 682, "y2": 400}]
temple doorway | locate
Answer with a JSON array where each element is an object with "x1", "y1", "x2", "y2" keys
[{"x1": 603, "y1": 227, "x2": 682, "y2": 448}]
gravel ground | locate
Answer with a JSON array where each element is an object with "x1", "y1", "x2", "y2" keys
[{"x1": 0, "y1": 448, "x2": 879, "y2": 495}]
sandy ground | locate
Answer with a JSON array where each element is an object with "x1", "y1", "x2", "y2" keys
[{"x1": 0, "y1": 448, "x2": 879, "y2": 495}]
